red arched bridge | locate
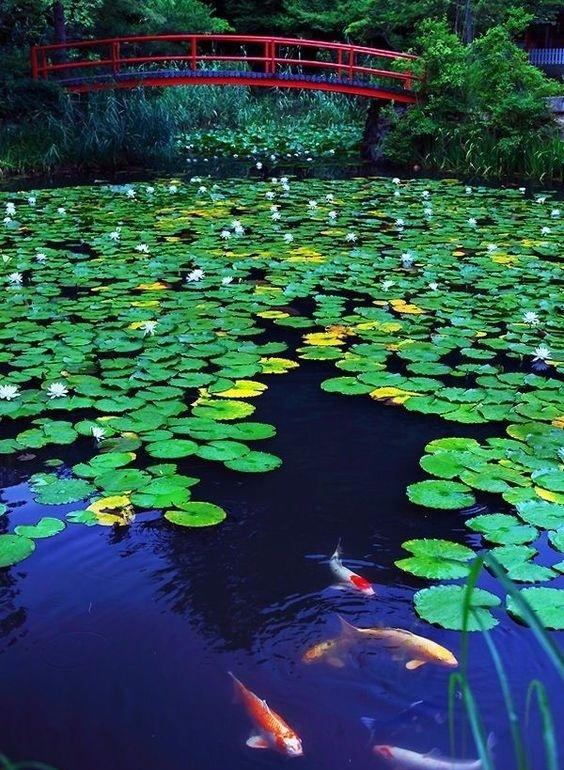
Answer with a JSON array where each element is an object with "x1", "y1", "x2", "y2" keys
[{"x1": 30, "y1": 34, "x2": 418, "y2": 103}]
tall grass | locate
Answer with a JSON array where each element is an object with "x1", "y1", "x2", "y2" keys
[{"x1": 448, "y1": 554, "x2": 562, "y2": 770}]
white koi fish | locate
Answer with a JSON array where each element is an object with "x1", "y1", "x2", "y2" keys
[
  {"x1": 329, "y1": 542, "x2": 374, "y2": 596},
  {"x1": 373, "y1": 735, "x2": 494, "y2": 769}
]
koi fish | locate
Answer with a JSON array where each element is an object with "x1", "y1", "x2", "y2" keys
[
  {"x1": 302, "y1": 635, "x2": 351, "y2": 667},
  {"x1": 228, "y1": 672, "x2": 303, "y2": 757},
  {"x1": 373, "y1": 734, "x2": 495, "y2": 769},
  {"x1": 329, "y1": 542, "x2": 374, "y2": 595},
  {"x1": 338, "y1": 616, "x2": 458, "y2": 670}
]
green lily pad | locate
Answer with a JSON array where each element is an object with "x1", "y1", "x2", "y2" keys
[
  {"x1": 15, "y1": 517, "x2": 65, "y2": 539},
  {"x1": 32, "y1": 477, "x2": 96, "y2": 505},
  {"x1": 407, "y1": 480, "x2": 475, "y2": 510},
  {"x1": 192, "y1": 399, "x2": 255, "y2": 421},
  {"x1": 507, "y1": 588, "x2": 564, "y2": 630},
  {"x1": 516, "y1": 501, "x2": 564, "y2": 529},
  {"x1": 224, "y1": 451, "x2": 282, "y2": 473},
  {"x1": 414, "y1": 584, "x2": 501, "y2": 631},
  {"x1": 146, "y1": 439, "x2": 199, "y2": 459},
  {"x1": 531, "y1": 469, "x2": 564, "y2": 493},
  {"x1": 165, "y1": 501, "x2": 227, "y2": 527},
  {"x1": 467, "y1": 514, "x2": 538, "y2": 545},
  {"x1": 395, "y1": 538, "x2": 475, "y2": 579},
  {"x1": 0, "y1": 534, "x2": 36, "y2": 567}
]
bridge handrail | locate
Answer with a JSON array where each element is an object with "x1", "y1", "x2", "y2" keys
[{"x1": 31, "y1": 33, "x2": 419, "y2": 89}]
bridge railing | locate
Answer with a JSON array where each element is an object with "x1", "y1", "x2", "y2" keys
[{"x1": 30, "y1": 34, "x2": 418, "y2": 93}]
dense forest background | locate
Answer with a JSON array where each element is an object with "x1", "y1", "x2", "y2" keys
[{"x1": 0, "y1": 1, "x2": 562, "y2": 179}]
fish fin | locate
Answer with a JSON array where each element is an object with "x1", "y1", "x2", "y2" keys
[
  {"x1": 331, "y1": 539, "x2": 342, "y2": 562},
  {"x1": 406, "y1": 659, "x2": 426, "y2": 670},
  {"x1": 228, "y1": 671, "x2": 244, "y2": 701},
  {"x1": 330, "y1": 584, "x2": 347, "y2": 591},
  {"x1": 423, "y1": 748, "x2": 441, "y2": 758},
  {"x1": 246, "y1": 734, "x2": 269, "y2": 750},
  {"x1": 337, "y1": 615, "x2": 361, "y2": 639},
  {"x1": 327, "y1": 656, "x2": 346, "y2": 668}
]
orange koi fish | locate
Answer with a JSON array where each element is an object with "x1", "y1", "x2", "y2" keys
[
  {"x1": 329, "y1": 542, "x2": 374, "y2": 596},
  {"x1": 229, "y1": 672, "x2": 304, "y2": 757}
]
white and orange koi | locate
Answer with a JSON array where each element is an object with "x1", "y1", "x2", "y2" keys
[
  {"x1": 329, "y1": 542, "x2": 374, "y2": 595},
  {"x1": 229, "y1": 672, "x2": 303, "y2": 757},
  {"x1": 373, "y1": 735, "x2": 494, "y2": 769},
  {"x1": 303, "y1": 617, "x2": 457, "y2": 670}
]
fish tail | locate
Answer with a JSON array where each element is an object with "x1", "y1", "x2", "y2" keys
[{"x1": 331, "y1": 539, "x2": 342, "y2": 561}]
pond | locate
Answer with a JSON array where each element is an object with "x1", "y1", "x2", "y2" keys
[{"x1": 0, "y1": 174, "x2": 562, "y2": 770}]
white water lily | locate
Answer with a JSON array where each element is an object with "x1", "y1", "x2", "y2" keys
[
  {"x1": 424, "y1": 207, "x2": 433, "y2": 217},
  {"x1": 393, "y1": 190, "x2": 401, "y2": 198},
  {"x1": 468, "y1": 217, "x2": 477, "y2": 226},
  {"x1": 5, "y1": 203, "x2": 16, "y2": 216},
  {"x1": 381, "y1": 279, "x2": 395, "y2": 290},
  {"x1": 255, "y1": 162, "x2": 263, "y2": 169},
  {"x1": 0, "y1": 384, "x2": 20, "y2": 401},
  {"x1": 308, "y1": 200, "x2": 318, "y2": 209},
  {"x1": 146, "y1": 186, "x2": 155, "y2": 194},
  {"x1": 345, "y1": 232, "x2": 357, "y2": 242},
  {"x1": 536, "y1": 196, "x2": 546, "y2": 204},
  {"x1": 140, "y1": 320, "x2": 157, "y2": 336},
  {"x1": 126, "y1": 188, "x2": 136, "y2": 198},
  {"x1": 220, "y1": 229, "x2": 232, "y2": 240},
  {"x1": 465, "y1": 186, "x2": 472, "y2": 194},
  {"x1": 91, "y1": 426, "x2": 106, "y2": 441},
  {"x1": 271, "y1": 211, "x2": 281, "y2": 221},
  {"x1": 428, "y1": 281, "x2": 439, "y2": 291},
  {"x1": 283, "y1": 233, "x2": 294, "y2": 243},
  {"x1": 231, "y1": 219, "x2": 243, "y2": 229},
  {"x1": 221, "y1": 276, "x2": 233, "y2": 285},
  {"x1": 47, "y1": 382, "x2": 69, "y2": 399},
  {"x1": 269, "y1": 205, "x2": 279, "y2": 213},
  {"x1": 57, "y1": 207, "x2": 66, "y2": 215},
  {"x1": 168, "y1": 185, "x2": 178, "y2": 193},
  {"x1": 487, "y1": 244, "x2": 498, "y2": 252},
  {"x1": 523, "y1": 311, "x2": 540, "y2": 326},
  {"x1": 3, "y1": 216, "x2": 12, "y2": 224},
  {"x1": 325, "y1": 194, "x2": 334, "y2": 202},
  {"x1": 109, "y1": 229, "x2": 121, "y2": 241},
  {"x1": 401, "y1": 252, "x2": 414, "y2": 268},
  {"x1": 550, "y1": 209, "x2": 560, "y2": 218},
  {"x1": 197, "y1": 186, "x2": 207, "y2": 194},
  {"x1": 135, "y1": 243, "x2": 149, "y2": 253},
  {"x1": 8, "y1": 272, "x2": 23, "y2": 285},
  {"x1": 422, "y1": 190, "x2": 430, "y2": 198},
  {"x1": 36, "y1": 252, "x2": 47, "y2": 263},
  {"x1": 280, "y1": 177, "x2": 289, "y2": 184},
  {"x1": 532, "y1": 345, "x2": 551, "y2": 362},
  {"x1": 395, "y1": 218, "x2": 405, "y2": 228},
  {"x1": 518, "y1": 187, "x2": 526, "y2": 193},
  {"x1": 28, "y1": 196, "x2": 36, "y2": 206},
  {"x1": 265, "y1": 191, "x2": 276, "y2": 200},
  {"x1": 540, "y1": 226, "x2": 551, "y2": 235},
  {"x1": 328, "y1": 211, "x2": 338, "y2": 220},
  {"x1": 186, "y1": 268, "x2": 205, "y2": 282},
  {"x1": 392, "y1": 177, "x2": 400, "y2": 185},
  {"x1": 233, "y1": 224, "x2": 245, "y2": 236}
]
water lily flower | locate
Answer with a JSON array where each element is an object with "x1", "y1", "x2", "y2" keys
[
  {"x1": 135, "y1": 243, "x2": 149, "y2": 253},
  {"x1": 186, "y1": 269, "x2": 205, "y2": 282},
  {"x1": 392, "y1": 177, "x2": 400, "y2": 185},
  {"x1": 308, "y1": 200, "x2": 318, "y2": 209},
  {"x1": 271, "y1": 211, "x2": 281, "y2": 221},
  {"x1": 424, "y1": 207, "x2": 433, "y2": 217},
  {"x1": 468, "y1": 217, "x2": 477, "y2": 226},
  {"x1": 140, "y1": 320, "x2": 157, "y2": 336},
  {"x1": 393, "y1": 190, "x2": 401, "y2": 198},
  {"x1": 5, "y1": 203, "x2": 16, "y2": 216},
  {"x1": 109, "y1": 229, "x2": 121, "y2": 241},
  {"x1": 28, "y1": 196, "x2": 36, "y2": 206},
  {"x1": 328, "y1": 211, "x2": 338, "y2": 220},
  {"x1": 47, "y1": 382, "x2": 69, "y2": 398},
  {"x1": 536, "y1": 196, "x2": 546, "y2": 204},
  {"x1": 381, "y1": 279, "x2": 395, "y2": 290},
  {"x1": 269, "y1": 205, "x2": 279, "y2": 212},
  {"x1": 231, "y1": 219, "x2": 243, "y2": 229},
  {"x1": 7, "y1": 272, "x2": 23, "y2": 285},
  {"x1": 3, "y1": 216, "x2": 12, "y2": 224},
  {"x1": 146, "y1": 186, "x2": 155, "y2": 194},
  {"x1": 465, "y1": 186, "x2": 472, "y2": 194},
  {"x1": 280, "y1": 177, "x2": 289, "y2": 184},
  {"x1": 550, "y1": 209, "x2": 560, "y2": 218},
  {"x1": 422, "y1": 190, "x2": 430, "y2": 198},
  {"x1": 428, "y1": 281, "x2": 439, "y2": 291},
  {"x1": 523, "y1": 311, "x2": 540, "y2": 326},
  {"x1": 401, "y1": 252, "x2": 414, "y2": 268},
  {"x1": 345, "y1": 232, "x2": 357, "y2": 242},
  {"x1": 57, "y1": 207, "x2": 66, "y2": 215},
  {"x1": 256, "y1": 162, "x2": 263, "y2": 169},
  {"x1": 220, "y1": 230, "x2": 232, "y2": 240},
  {"x1": 168, "y1": 185, "x2": 178, "y2": 193},
  {"x1": 233, "y1": 224, "x2": 245, "y2": 236},
  {"x1": 518, "y1": 187, "x2": 526, "y2": 193},
  {"x1": 221, "y1": 276, "x2": 233, "y2": 285},
  {"x1": 91, "y1": 426, "x2": 105, "y2": 442},
  {"x1": 36, "y1": 253, "x2": 47, "y2": 263},
  {"x1": 265, "y1": 191, "x2": 276, "y2": 200},
  {"x1": 541, "y1": 226, "x2": 551, "y2": 235},
  {"x1": 126, "y1": 188, "x2": 136, "y2": 198},
  {"x1": 487, "y1": 244, "x2": 498, "y2": 253},
  {"x1": 197, "y1": 186, "x2": 207, "y2": 194},
  {"x1": 325, "y1": 194, "x2": 334, "y2": 202},
  {"x1": 532, "y1": 345, "x2": 551, "y2": 362},
  {"x1": 283, "y1": 233, "x2": 294, "y2": 243},
  {"x1": 0, "y1": 384, "x2": 20, "y2": 401},
  {"x1": 395, "y1": 218, "x2": 405, "y2": 228}
]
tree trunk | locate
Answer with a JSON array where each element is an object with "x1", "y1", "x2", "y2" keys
[{"x1": 52, "y1": 1, "x2": 67, "y2": 45}]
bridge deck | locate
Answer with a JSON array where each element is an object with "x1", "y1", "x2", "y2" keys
[{"x1": 31, "y1": 34, "x2": 418, "y2": 103}]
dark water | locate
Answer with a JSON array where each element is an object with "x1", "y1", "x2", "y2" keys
[{"x1": 0, "y1": 359, "x2": 562, "y2": 770}]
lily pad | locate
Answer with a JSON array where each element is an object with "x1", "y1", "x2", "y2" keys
[
  {"x1": 507, "y1": 588, "x2": 564, "y2": 630},
  {"x1": 395, "y1": 538, "x2": 475, "y2": 579},
  {"x1": 467, "y1": 514, "x2": 538, "y2": 545},
  {"x1": 32, "y1": 477, "x2": 96, "y2": 505},
  {"x1": 407, "y1": 480, "x2": 475, "y2": 510},
  {"x1": 224, "y1": 451, "x2": 282, "y2": 473},
  {"x1": 165, "y1": 501, "x2": 227, "y2": 527},
  {"x1": 15, "y1": 517, "x2": 65, "y2": 539},
  {"x1": 0, "y1": 534, "x2": 36, "y2": 567},
  {"x1": 414, "y1": 584, "x2": 500, "y2": 631}
]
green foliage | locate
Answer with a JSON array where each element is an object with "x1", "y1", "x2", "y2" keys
[{"x1": 382, "y1": 18, "x2": 562, "y2": 179}]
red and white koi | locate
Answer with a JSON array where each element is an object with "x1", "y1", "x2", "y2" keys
[
  {"x1": 229, "y1": 672, "x2": 303, "y2": 757},
  {"x1": 329, "y1": 542, "x2": 374, "y2": 595},
  {"x1": 373, "y1": 736, "x2": 494, "y2": 769}
]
